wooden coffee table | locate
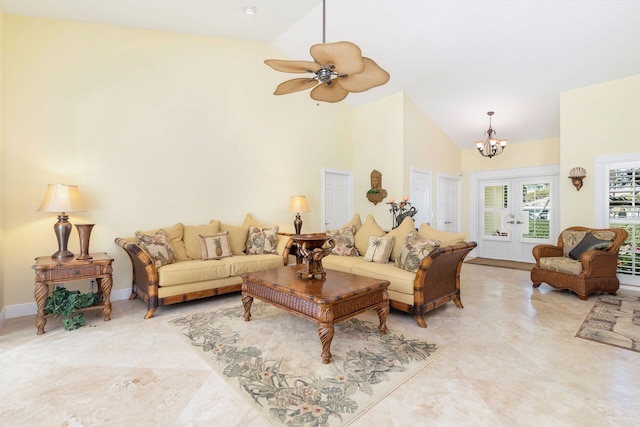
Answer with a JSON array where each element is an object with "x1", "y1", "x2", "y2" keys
[{"x1": 241, "y1": 265, "x2": 390, "y2": 364}]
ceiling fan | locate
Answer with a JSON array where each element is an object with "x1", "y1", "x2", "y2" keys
[{"x1": 264, "y1": 0, "x2": 390, "y2": 103}]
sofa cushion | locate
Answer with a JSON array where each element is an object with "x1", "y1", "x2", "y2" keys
[
  {"x1": 199, "y1": 232, "x2": 232, "y2": 260},
  {"x1": 135, "y1": 229, "x2": 175, "y2": 269},
  {"x1": 224, "y1": 254, "x2": 284, "y2": 276},
  {"x1": 219, "y1": 222, "x2": 250, "y2": 255},
  {"x1": 351, "y1": 262, "x2": 415, "y2": 297},
  {"x1": 364, "y1": 236, "x2": 395, "y2": 263},
  {"x1": 385, "y1": 217, "x2": 416, "y2": 261},
  {"x1": 243, "y1": 213, "x2": 264, "y2": 228},
  {"x1": 246, "y1": 225, "x2": 279, "y2": 254},
  {"x1": 157, "y1": 259, "x2": 231, "y2": 287},
  {"x1": 418, "y1": 224, "x2": 465, "y2": 247},
  {"x1": 539, "y1": 256, "x2": 583, "y2": 275},
  {"x1": 139, "y1": 223, "x2": 188, "y2": 262},
  {"x1": 184, "y1": 222, "x2": 221, "y2": 260},
  {"x1": 355, "y1": 215, "x2": 386, "y2": 256},
  {"x1": 396, "y1": 234, "x2": 440, "y2": 273},
  {"x1": 568, "y1": 232, "x2": 612, "y2": 260},
  {"x1": 561, "y1": 229, "x2": 587, "y2": 257},
  {"x1": 327, "y1": 225, "x2": 358, "y2": 256},
  {"x1": 322, "y1": 254, "x2": 367, "y2": 273},
  {"x1": 342, "y1": 213, "x2": 363, "y2": 233}
]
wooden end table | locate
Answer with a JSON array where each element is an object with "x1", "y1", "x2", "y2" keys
[
  {"x1": 241, "y1": 266, "x2": 390, "y2": 364},
  {"x1": 32, "y1": 252, "x2": 114, "y2": 335}
]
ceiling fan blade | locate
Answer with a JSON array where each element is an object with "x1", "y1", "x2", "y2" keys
[
  {"x1": 337, "y1": 57, "x2": 390, "y2": 93},
  {"x1": 264, "y1": 59, "x2": 320, "y2": 74},
  {"x1": 310, "y1": 41, "x2": 365, "y2": 75},
  {"x1": 310, "y1": 81, "x2": 349, "y2": 103},
  {"x1": 273, "y1": 78, "x2": 319, "y2": 95}
]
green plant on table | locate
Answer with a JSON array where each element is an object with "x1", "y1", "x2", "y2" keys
[{"x1": 44, "y1": 286, "x2": 100, "y2": 331}]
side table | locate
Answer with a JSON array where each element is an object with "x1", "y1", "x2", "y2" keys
[{"x1": 32, "y1": 252, "x2": 114, "y2": 335}]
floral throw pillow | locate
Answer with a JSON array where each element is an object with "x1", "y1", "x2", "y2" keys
[
  {"x1": 246, "y1": 225, "x2": 279, "y2": 255},
  {"x1": 199, "y1": 232, "x2": 232, "y2": 260},
  {"x1": 364, "y1": 236, "x2": 395, "y2": 263},
  {"x1": 135, "y1": 229, "x2": 175, "y2": 268},
  {"x1": 326, "y1": 225, "x2": 358, "y2": 256},
  {"x1": 396, "y1": 234, "x2": 440, "y2": 273}
]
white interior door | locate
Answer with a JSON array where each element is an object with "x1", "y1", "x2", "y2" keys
[
  {"x1": 437, "y1": 174, "x2": 461, "y2": 232},
  {"x1": 409, "y1": 167, "x2": 432, "y2": 228},
  {"x1": 478, "y1": 176, "x2": 557, "y2": 262},
  {"x1": 322, "y1": 168, "x2": 353, "y2": 231}
]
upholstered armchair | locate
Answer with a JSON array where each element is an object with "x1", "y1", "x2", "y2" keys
[{"x1": 531, "y1": 226, "x2": 628, "y2": 300}]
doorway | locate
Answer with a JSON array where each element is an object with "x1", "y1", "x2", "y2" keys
[
  {"x1": 321, "y1": 167, "x2": 354, "y2": 231},
  {"x1": 471, "y1": 166, "x2": 559, "y2": 262},
  {"x1": 437, "y1": 173, "x2": 462, "y2": 232},
  {"x1": 409, "y1": 167, "x2": 432, "y2": 228}
]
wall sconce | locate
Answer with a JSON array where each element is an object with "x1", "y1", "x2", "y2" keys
[
  {"x1": 37, "y1": 184, "x2": 86, "y2": 259},
  {"x1": 288, "y1": 195, "x2": 310, "y2": 234},
  {"x1": 568, "y1": 167, "x2": 586, "y2": 191}
]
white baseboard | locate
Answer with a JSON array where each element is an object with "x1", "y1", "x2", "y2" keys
[{"x1": 3, "y1": 288, "x2": 132, "y2": 319}]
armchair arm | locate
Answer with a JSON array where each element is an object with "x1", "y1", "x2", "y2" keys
[
  {"x1": 532, "y1": 244, "x2": 563, "y2": 264},
  {"x1": 579, "y1": 250, "x2": 620, "y2": 277}
]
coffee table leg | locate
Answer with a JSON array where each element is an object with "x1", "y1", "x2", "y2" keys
[
  {"x1": 242, "y1": 293, "x2": 253, "y2": 321},
  {"x1": 318, "y1": 305, "x2": 335, "y2": 364},
  {"x1": 376, "y1": 302, "x2": 389, "y2": 335}
]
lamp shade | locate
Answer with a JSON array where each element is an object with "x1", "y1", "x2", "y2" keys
[
  {"x1": 37, "y1": 184, "x2": 86, "y2": 213},
  {"x1": 288, "y1": 196, "x2": 310, "y2": 213}
]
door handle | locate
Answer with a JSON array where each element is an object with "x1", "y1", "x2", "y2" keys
[
  {"x1": 506, "y1": 220, "x2": 515, "y2": 224},
  {"x1": 516, "y1": 221, "x2": 524, "y2": 224},
  {"x1": 445, "y1": 221, "x2": 452, "y2": 224}
]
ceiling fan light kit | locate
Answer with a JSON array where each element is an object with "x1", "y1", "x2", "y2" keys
[
  {"x1": 264, "y1": 0, "x2": 389, "y2": 103},
  {"x1": 475, "y1": 111, "x2": 508, "y2": 159}
]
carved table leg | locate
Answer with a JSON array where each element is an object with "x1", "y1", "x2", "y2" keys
[
  {"x1": 317, "y1": 305, "x2": 335, "y2": 364},
  {"x1": 242, "y1": 293, "x2": 254, "y2": 321},
  {"x1": 97, "y1": 276, "x2": 112, "y2": 321},
  {"x1": 376, "y1": 303, "x2": 389, "y2": 335},
  {"x1": 34, "y1": 282, "x2": 49, "y2": 335}
]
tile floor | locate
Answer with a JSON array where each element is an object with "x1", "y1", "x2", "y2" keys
[{"x1": 1, "y1": 264, "x2": 639, "y2": 426}]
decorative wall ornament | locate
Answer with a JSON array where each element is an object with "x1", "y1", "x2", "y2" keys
[
  {"x1": 568, "y1": 167, "x2": 587, "y2": 191},
  {"x1": 366, "y1": 169, "x2": 387, "y2": 205}
]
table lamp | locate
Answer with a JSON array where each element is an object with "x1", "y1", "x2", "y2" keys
[
  {"x1": 288, "y1": 196, "x2": 310, "y2": 234},
  {"x1": 37, "y1": 184, "x2": 86, "y2": 259}
]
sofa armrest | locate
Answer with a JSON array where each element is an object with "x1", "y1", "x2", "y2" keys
[
  {"x1": 532, "y1": 244, "x2": 563, "y2": 264},
  {"x1": 114, "y1": 237, "x2": 159, "y2": 318}
]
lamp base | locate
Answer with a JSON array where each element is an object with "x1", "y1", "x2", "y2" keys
[
  {"x1": 52, "y1": 214, "x2": 74, "y2": 260},
  {"x1": 52, "y1": 250, "x2": 74, "y2": 260},
  {"x1": 293, "y1": 213, "x2": 302, "y2": 235}
]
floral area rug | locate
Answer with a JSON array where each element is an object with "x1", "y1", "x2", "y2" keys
[
  {"x1": 576, "y1": 293, "x2": 640, "y2": 352},
  {"x1": 169, "y1": 301, "x2": 446, "y2": 426}
]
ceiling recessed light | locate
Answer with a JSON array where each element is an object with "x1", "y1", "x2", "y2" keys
[{"x1": 243, "y1": 6, "x2": 257, "y2": 15}]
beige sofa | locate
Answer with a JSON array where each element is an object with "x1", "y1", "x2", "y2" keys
[
  {"x1": 298, "y1": 214, "x2": 477, "y2": 328},
  {"x1": 115, "y1": 214, "x2": 289, "y2": 319}
]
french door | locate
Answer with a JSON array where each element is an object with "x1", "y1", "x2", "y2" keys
[{"x1": 477, "y1": 175, "x2": 558, "y2": 262}]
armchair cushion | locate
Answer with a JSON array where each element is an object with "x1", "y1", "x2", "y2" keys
[
  {"x1": 539, "y1": 256, "x2": 582, "y2": 275},
  {"x1": 561, "y1": 229, "x2": 587, "y2": 257},
  {"x1": 568, "y1": 232, "x2": 612, "y2": 260}
]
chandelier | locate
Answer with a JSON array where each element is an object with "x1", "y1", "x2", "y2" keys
[{"x1": 475, "y1": 111, "x2": 508, "y2": 159}]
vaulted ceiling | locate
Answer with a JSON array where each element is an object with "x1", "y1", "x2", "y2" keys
[{"x1": 4, "y1": 0, "x2": 640, "y2": 150}]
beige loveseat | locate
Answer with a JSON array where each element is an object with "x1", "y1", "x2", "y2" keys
[
  {"x1": 115, "y1": 214, "x2": 289, "y2": 319},
  {"x1": 306, "y1": 214, "x2": 477, "y2": 328}
]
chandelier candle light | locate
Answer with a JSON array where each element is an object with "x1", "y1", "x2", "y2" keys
[
  {"x1": 37, "y1": 184, "x2": 86, "y2": 259},
  {"x1": 475, "y1": 111, "x2": 508, "y2": 159},
  {"x1": 288, "y1": 196, "x2": 311, "y2": 234}
]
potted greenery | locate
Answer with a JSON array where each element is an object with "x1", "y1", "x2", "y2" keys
[{"x1": 44, "y1": 286, "x2": 100, "y2": 330}]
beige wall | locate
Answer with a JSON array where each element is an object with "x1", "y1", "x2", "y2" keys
[
  {"x1": 560, "y1": 74, "x2": 640, "y2": 229},
  {"x1": 352, "y1": 93, "x2": 404, "y2": 227},
  {"x1": 2, "y1": 15, "x2": 354, "y2": 307},
  {"x1": 403, "y1": 95, "x2": 461, "y2": 227},
  {"x1": 0, "y1": 5, "x2": 5, "y2": 313}
]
